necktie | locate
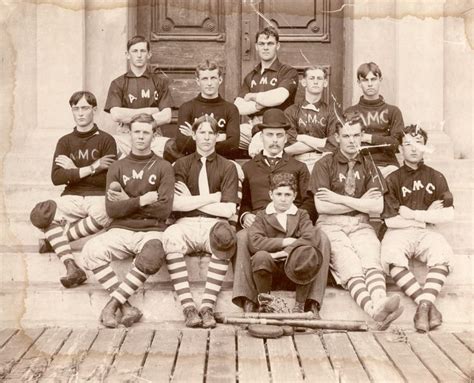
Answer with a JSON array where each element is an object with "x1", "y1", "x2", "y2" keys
[
  {"x1": 265, "y1": 156, "x2": 279, "y2": 169},
  {"x1": 344, "y1": 160, "x2": 356, "y2": 196},
  {"x1": 198, "y1": 157, "x2": 210, "y2": 195}
]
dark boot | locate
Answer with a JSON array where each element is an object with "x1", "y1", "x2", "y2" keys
[
  {"x1": 100, "y1": 298, "x2": 122, "y2": 328},
  {"x1": 183, "y1": 306, "x2": 202, "y2": 328},
  {"x1": 307, "y1": 300, "x2": 322, "y2": 320},
  {"x1": 121, "y1": 302, "x2": 143, "y2": 327},
  {"x1": 429, "y1": 304, "x2": 443, "y2": 330},
  {"x1": 243, "y1": 298, "x2": 257, "y2": 313},
  {"x1": 200, "y1": 307, "x2": 217, "y2": 329},
  {"x1": 60, "y1": 259, "x2": 87, "y2": 288},
  {"x1": 414, "y1": 301, "x2": 431, "y2": 333}
]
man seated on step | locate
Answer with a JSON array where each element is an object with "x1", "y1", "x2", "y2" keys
[
  {"x1": 104, "y1": 35, "x2": 173, "y2": 158},
  {"x1": 284, "y1": 66, "x2": 337, "y2": 173},
  {"x1": 248, "y1": 173, "x2": 323, "y2": 313},
  {"x1": 309, "y1": 110, "x2": 403, "y2": 330},
  {"x1": 30, "y1": 91, "x2": 117, "y2": 288},
  {"x1": 231, "y1": 108, "x2": 330, "y2": 319},
  {"x1": 82, "y1": 113, "x2": 174, "y2": 328},
  {"x1": 381, "y1": 124, "x2": 454, "y2": 333},
  {"x1": 344, "y1": 62, "x2": 405, "y2": 177},
  {"x1": 162, "y1": 115, "x2": 239, "y2": 328},
  {"x1": 175, "y1": 59, "x2": 240, "y2": 159},
  {"x1": 234, "y1": 26, "x2": 298, "y2": 155}
]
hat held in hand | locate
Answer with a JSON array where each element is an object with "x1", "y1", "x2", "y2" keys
[
  {"x1": 209, "y1": 221, "x2": 236, "y2": 260},
  {"x1": 285, "y1": 245, "x2": 321, "y2": 285},
  {"x1": 30, "y1": 200, "x2": 57, "y2": 229},
  {"x1": 255, "y1": 108, "x2": 291, "y2": 131}
]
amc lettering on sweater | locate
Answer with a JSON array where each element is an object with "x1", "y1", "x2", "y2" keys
[
  {"x1": 401, "y1": 180, "x2": 436, "y2": 198},
  {"x1": 122, "y1": 168, "x2": 157, "y2": 186}
]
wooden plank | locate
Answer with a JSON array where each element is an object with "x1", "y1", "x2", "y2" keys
[
  {"x1": 430, "y1": 332, "x2": 473, "y2": 379},
  {"x1": 293, "y1": 333, "x2": 335, "y2": 383},
  {"x1": 4, "y1": 327, "x2": 71, "y2": 382},
  {"x1": 172, "y1": 329, "x2": 208, "y2": 382},
  {"x1": 0, "y1": 329, "x2": 18, "y2": 348},
  {"x1": 407, "y1": 333, "x2": 468, "y2": 382},
  {"x1": 0, "y1": 328, "x2": 44, "y2": 379},
  {"x1": 323, "y1": 332, "x2": 370, "y2": 383},
  {"x1": 266, "y1": 336, "x2": 303, "y2": 383},
  {"x1": 141, "y1": 329, "x2": 180, "y2": 383},
  {"x1": 375, "y1": 332, "x2": 436, "y2": 383},
  {"x1": 348, "y1": 332, "x2": 404, "y2": 383},
  {"x1": 237, "y1": 330, "x2": 269, "y2": 383},
  {"x1": 76, "y1": 328, "x2": 126, "y2": 382},
  {"x1": 105, "y1": 328, "x2": 154, "y2": 383},
  {"x1": 207, "y1": 327, "x2": 236, "y2": 383},
  {"x1": 39, "y1": 328, "x2": 98, "y2": 383},
  {"x1": 453, "y1": 331, "x2": 474, "y2": 352}
]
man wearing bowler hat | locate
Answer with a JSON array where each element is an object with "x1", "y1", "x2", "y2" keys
[
  {"x1": 232, "y1": 108, "x2": 330, "y2": 318},
  {"x1": 248, "y1": 173, "x2": 322, "y2": 312},
  {"x1": 162, "y1": 115, "x2": 239, "y2": 328}
]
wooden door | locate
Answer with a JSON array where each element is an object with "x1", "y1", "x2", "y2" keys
[{"x1": 136, "y1": 0, "x2": 344, "y2": 121}]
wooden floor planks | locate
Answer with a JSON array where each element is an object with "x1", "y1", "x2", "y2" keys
[{"x1": 0, "y1": 326, "x2": 471, "y2": 382}]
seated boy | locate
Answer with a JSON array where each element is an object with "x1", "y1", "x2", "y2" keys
[
  {"x1": 381, "y1": 124, "x2": 454, "y2": 332},
  {"x1": 248, "y1": 172, "x2": 323, "y2": 312}
]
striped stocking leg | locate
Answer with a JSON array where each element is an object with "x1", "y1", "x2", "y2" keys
[
  {"x1": 66, "y1": 216, "x2": 104, "y2": 242},
  {"x1": 389, "y1": 265, "x2": 423, "y2": 304},
  {"x1": 44, "y1": 224, "x2": 73, "y2": 263},
  {"x1": 347, "y1": 276, "x2": 374, "y2": 316},
  {"x1": 419, "y1": 265, "x2": 449, "y2": 304},
  {"x1": 166, "y1": 252, "x2": 195, "y2": 309},
  {"x1": 111, "y1": 266, "x2": 149, "y2": 304},
  {"x1": 365, "y1": 268, "x2": 387, "y2": 303},
  {"x1": 200, "y1": 255, "x2": 229, "y2": 310},
  {"x1": 91, "y1": 264, "x2": 121, "y2": 293}
]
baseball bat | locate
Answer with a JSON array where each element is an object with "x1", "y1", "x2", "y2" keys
[{"x1": 215, "y1": 312, "x2": 314, "y2": 321}]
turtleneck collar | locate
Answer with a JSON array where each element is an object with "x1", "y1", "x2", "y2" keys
[
  {"x1": 197, "y1": 93, "x2": 223, "y2": 104},
  {"x1": 73, "y1": 124, "x2": 99, "y2": 138}
]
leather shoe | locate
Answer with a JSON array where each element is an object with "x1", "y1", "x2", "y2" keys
[
  {"x1": 308, "y1": 301, "x2": 322, "y2": 320},
  {"x1": 100, "y1": 298, "x2": 121, "y2": 328},
  {"x1": 429, "y1": 303, "x2": 443, "y2": 330},
  {"x1": 414, "y1": 301, "x2": 431, "y2": 333},
  {"x1": 243, "y1": 299, "x2": 257, "y2": 313},
  {"x1": 200, "y1": 307, "x2": 217, "y2": 329},
  {"x1": 60, "y1": 259, "x2": 87, "y2": 288},
  {"x1": 183, "y1": 306, "x2": 202, "y2": 328},
  {"x1": 121, "y1": 302, "x2": 143, "y2": 327}
]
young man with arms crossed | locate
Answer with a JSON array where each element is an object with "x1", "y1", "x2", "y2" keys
[
  {"x1": 82, "y1": 114, "x2": 174, "y2": 328},
  {"x1": 104, "y1": 35, "x2": 173, "y2": 158},
  {"x1": 381, "y1": 125, "x2": 454, "y2": 332},
  {"x1": 345, "y1": 62, "x2": 405, "y2": 177},
  {"x1": 284, "y1": 66, "x2": 337, "y2": 172},
  {"x1": 232, "y1": 108, "x2": 330, "y2": 318},
  {"x1": 30, "y1": 91, "x2": 116, "y2": 288},
  {"x1": 176, "y1": 60, "x2": 240, "y2": 159},
  {"x1": 234, "y1": 26, "x2": 299, "y2": 154},
  {"x1": 310, "y1": 111, "x2": 403, "y2": 329},
  {"x1": 163, "y1": 115, "x2": 239, "y2": 328}
]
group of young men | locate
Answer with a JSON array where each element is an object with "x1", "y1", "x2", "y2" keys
[{"x1": 30, "y1": 27, "x2": 454, "y2": 333}]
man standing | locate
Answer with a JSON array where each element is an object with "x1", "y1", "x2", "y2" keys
[
  {"x1": 163, "y1": 115, "x2": 239, "y2": 328},
  {"x1": 310, "y1": 111, "x2": 403, "y2": 329},
  {"x1": 284, "y1": 66, "x2": 337, "y2": 172},
  {"x1": 104, "y1": 35, "x2": 173, "y2": 158},
  {"x1": 234, "y1": 26, "x2": 299, "y2": 153},
  {"x1": 30, "y1": 91, "x2": 116, "y2": 288},
  {"x1": 381, "y1": 125, "x2": 454, "y2": 332},
  {"x1": 345, "y1": 62, "x2": 404, "y2": 177},
  {"x1": 82, "y1": 114, "x2": 175, "y2": 328},
  {"x1": 176, "y1": 60, "x2": 240, "y2": 159},
  {"x1": 232, "y1": 108, "x2": 330, "y2": 318}
]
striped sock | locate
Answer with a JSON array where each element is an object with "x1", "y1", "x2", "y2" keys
[
  {"x1": 201, "y1": 255, "x2": 229, "y2": 310},
  {"x1": 66, "y1": 216, "x2": 103, "y2": 242},
  {"x1": 419, "y1": 265, "x2": 449, "y2": 303},
  {"x1": 92, "y1": 265, "x2": 121, "y2": 293},
  {"x1": 347, "y1": 277, "x2": 374, "y2": 316},
  {"x1": 44, "y1": 224, "x2": 73, "y2": 262},
  {"x1": 365, "y1": 268, "x2": 387, "y2": 302},
  {"x1": 111, "y1": 266, "x2": 149, "y2": 304},
  {"x1": 389, "y1": 265, "x2": 423, "y2": 304},
  {"x1": 166, "y1": 252, "x2": 195, "y2": 309}
]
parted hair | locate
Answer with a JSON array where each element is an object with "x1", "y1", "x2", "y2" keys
[
  {"x1": 69, "y1": 91, "x2": 97, "y2": 108},
  {"x1": 400, "y1": 124, "x2": 428, "y2": 144},
  {"x1": 335, "y1": 110, "x2": 362, "y2": 133},
  {"x1": 195, "y1": 60, "x2": 223, "y2": 78},
  {"x1": 269, "y1": 172, "x2": 297, "y2": 193},
  {"x1": 256, "y1": 26, "x2": 279, "y2": 43},
  {"x1": 356, "y1": 62, "x2": 382, "y2": 80},
  {"x1": 303, "y1": 66, "x2": 328, "y2": 79},
  {"x1": 192, "y1": 114, "x2": 219, "y2": 133},
  {"x1": 130, "y1": 113, "x2": 156, "y2": 130},
  {"x1": 127, "y1": 35, "x2": 150, "y2": 52}
]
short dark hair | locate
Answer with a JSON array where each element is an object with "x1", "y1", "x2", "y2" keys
[
  {"x1": 400, "y1": 124, "x2": 428, "y2": 144},
  {"x1": 303, "y1": 66, "x2": 328, "y2": 79},
  {"x1": 192, "y1": 114, "x2": 219, "y2": 134},
  {"x1": 69, "y1": 91, "x2": 97, "y2": 107},
  {"x1": 255, "y1": 26, "x2": 279, "y2": 43},
  {"x1": 269, "y1": 172, "x2": 297, "y2": 193},
  {"x1": 127, "y1": 35, "x2": 150, "y2": 52},
  {"x1": 357, "y1": 62, "x2": 382, "y2": 80},
  {"x1": 335, "y1": 111, "x2": 362, "y2": 133},
  {"x1": 130, "y1": 113, "x2": 156, "y2": 130},
  {"x1": 195, "y1": 59, "x2": 223, "y2": 78}
]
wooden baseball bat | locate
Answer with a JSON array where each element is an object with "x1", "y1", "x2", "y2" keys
[
  {"x1": 220, "y1": 317, "x2": 368, "y2": 331},
  {"x1": 215, "y1": 312, "x2": 314, "y2": 321}
]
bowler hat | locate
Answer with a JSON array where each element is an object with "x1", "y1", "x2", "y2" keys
[
  {"x1": 255, "y1": 109, "x2": 291, "y2": 131},
  {"x1": 30, "y1": 200, "x2": 57, "y2": 229},
  {"x1": 285, "y1": 245, "x2": 321, "y2": 285},
  {"x1": 209, "y1": 221, "x2": 237, "y2": 260}
]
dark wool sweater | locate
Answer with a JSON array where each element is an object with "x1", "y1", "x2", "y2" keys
[{"x1": 51, "y1": 124, "x2": 117, "y2": 196}]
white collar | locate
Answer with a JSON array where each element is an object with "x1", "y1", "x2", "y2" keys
[
  {"x1": 301, "y1": 103, "x2": 320, "y2": 113},
  {"x1": 265, "y1": 202, "x2": 298, "y2": 215},
  {"x1": 262, "y1": 150, "x2": 283, "y2": 159}
]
